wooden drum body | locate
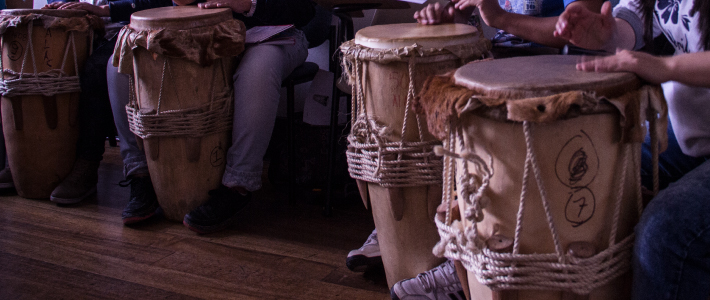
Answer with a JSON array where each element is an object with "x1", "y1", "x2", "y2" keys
[
  {"x1": 341, "y1": 23, "x2": 490, "y2": 287},
  {"x1": 0, "y1": 9, "x2": 90, "y2": 198},
  {"x1": 119, "y1": 7, "x2": 244, "y2": 221},
  {"x1": 418, "y1": 55, "x2": 667, "y2": 300}
]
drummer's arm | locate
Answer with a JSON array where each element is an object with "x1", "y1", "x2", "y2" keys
[
  {"x1": 577, "y1": 50, "x2": 710, "y2": 87},
  {"x1": 460, "y1": 0, "x2": 604, "y2": 48}
]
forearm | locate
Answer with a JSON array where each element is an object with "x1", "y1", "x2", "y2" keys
[
  {"x1": 601, "y1": 18, "x2": 635, "y2": 52},
  {"x1": 491, "y1": 13, "x2": 570, "y2": 47},
  {"x1": 661, "y1": 52, "x2": 710, "y2": 88}
]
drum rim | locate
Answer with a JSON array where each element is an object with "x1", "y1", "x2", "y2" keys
[
  {"x1": 0, "y1": 9, "x2": 88, "y2": 18},
  {"x1": 130, "y1": 6, "x2": 233, "y2": 31},
  {"x1": 355, "y1": 23, "x2": 482, "y2": 49},
  {"x1": 453, "y1": 55, "x2": 641, "y2": 99}
]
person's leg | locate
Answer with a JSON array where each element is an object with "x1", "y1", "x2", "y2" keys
[
  {"x1": 106, "y1": 54, "x2": 158, "y2": 224},
  {"x1": 51, "y1": 37, "x2": 118, "y2": 204},
  {"x1": 183, "y1": 29, "x2": 308, "y2": 234},
  {"x1": 222, "y1": 29, "x2": 309, "y2": 192},
  {"x1": 633, "y1": 159, "x2": 710, "y2": 300}
]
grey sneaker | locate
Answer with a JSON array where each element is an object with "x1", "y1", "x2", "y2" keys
[
  {"x1": 390, "y1": 260, "x2": 465, "y2": 300},
  {"x1": 0, "y1": 167, "x2": 13, "y2": 189},
  {"x1": 346, "y1": 229, "x2": 382, "y2": 272},
  {"x1": 50, "y1": 159, "x2": 100, "y2": 204}
]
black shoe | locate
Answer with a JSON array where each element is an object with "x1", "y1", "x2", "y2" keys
[
  {"x1": 183, "y1": 185, "x2": 251, "y2": 234},
  {"x1": 120, "y1": 176, "x2": 160, "y2": 225}
]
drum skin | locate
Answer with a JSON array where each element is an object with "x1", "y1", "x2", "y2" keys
[
  {"x1": 352, "y1": 23, "x2": 482, "y2": 288},
  {"x1": 451, "y1": 56, "x2": 641, "y2": 300},
  {"x1": 129, "y1": 7, "x2": 238, "y2": 222},
  {"x1": 1, "y1": 9, "x2": 89, "y2": 199}
]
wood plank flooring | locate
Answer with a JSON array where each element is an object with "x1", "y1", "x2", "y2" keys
[{"x1": 0, "y1": 144, "x2": 389, "y2": 299}]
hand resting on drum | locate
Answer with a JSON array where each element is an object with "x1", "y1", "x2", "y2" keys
[
  {"x1": 194, "y1": 0, "x2": 252, "y2": 14},
  {"x1": 42, "y1": 1, "x2": 110, "y2": 17},
  {"x1": 554, "y1": 2, "x2": 710, "y2": 87}
]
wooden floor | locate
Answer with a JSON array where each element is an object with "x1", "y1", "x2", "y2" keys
[{"x1": 0, "y1": 144, "x2": 390, "y2": 299}]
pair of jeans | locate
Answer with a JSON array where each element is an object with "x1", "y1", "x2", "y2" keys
[
  {"x1": 108, "y1": 28, "x2": 309, "y2": 189},
  {"x1": 633, "y1": 121, "x2": 710, "y2": 300}
]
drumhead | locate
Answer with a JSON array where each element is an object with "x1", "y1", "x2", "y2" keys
[
  {"x1": 355, "y1": 23, "x2": 481, "y2": 49},
  {"x1": 0, "y1": 9, "x2": 87, "y2": 18},
  {"x1": 453, "y1": 55, "x2": 641, "y2": 98},
  {"x1": 130, "y1": 6, "x2": 232, "y2": 31}
]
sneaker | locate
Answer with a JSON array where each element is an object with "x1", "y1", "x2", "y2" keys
[
  {"x1": 183, "y1": 185, "x2": 251, "y2": 234},
  {"x1": 346, "y1": 229, "x2": 383, "y2": 272},
  {"x1": 50, "y1": 159, "x2": 100, "y2": 204},
  {"x1": 390, "y1": 260, "x2": 465, "y2": 300},
  {"x1": 120, "y1": 176, "x2": 160, "y2": 225},
  {"x1": 0, "y1": 167, "x2": 14, "y2": 189}
]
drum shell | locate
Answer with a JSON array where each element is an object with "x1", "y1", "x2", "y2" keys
[
  {"x1": 457, "y1": 113, "x2": 639, "y2": 300},
  {"x1": 132, "y1": 49, "x2": 237, "y2": 222},
  {"x1": 350, "y1": 23, "x2": 485, "y2": 288},
  {"x1": 1, "y1": 14, "x2": 89, "y2": 199}
]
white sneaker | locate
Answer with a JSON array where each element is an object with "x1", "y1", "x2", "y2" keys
[
  {"x1": 390, "y1": 260, "x2": 465, "y2": 300},
  {"x1": 346, "y1": 229, "x2": 382, "y2": 272}
]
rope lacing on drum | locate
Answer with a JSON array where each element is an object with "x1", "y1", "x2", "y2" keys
[
  {"x1": 343, "y1": 43, "x2": 466, "y2": 187},
  {"x1": 433, "y1": 119, "x2": 645, "y2": 295},
  {"x1": 126, "y1": 56, "x2": 233, "y2": 139},
  {"x1": 0, "y1": 21, "x2": 83, "y2": 97}
]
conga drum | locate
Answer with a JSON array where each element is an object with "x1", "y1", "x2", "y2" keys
[
  {"x1": 112, "y1": 6, "x2": 245, "y2": 221},
  {"x1": 341, "y1": 23, "x2": 491, "y2": 287},
  {"x1": 418, "y1": 55, "x2": 668, "y2": 300},
  {"x1": 0, "y1": 9, "x2": 92, "y2": 198}
]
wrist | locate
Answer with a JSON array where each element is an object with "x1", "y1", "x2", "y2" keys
[
  {"x1": 479, "y1": 3, "x2": 505, "y2": 28},
  {"x1": 243, "y1": 0, "x2": 256, "y2": 16}
]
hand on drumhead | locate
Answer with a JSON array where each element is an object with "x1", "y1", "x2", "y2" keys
[
  {"x1": 42, "y1": 1, "x2": 65, "y2": 9},
  {"x1": 414, "y1": 2, "x2": 456, "y2": 25},
  {"x1": 54, "y1": 2, "x2": 110, "y2": 17},
  {"x1": 577, "y1": 50, "x2": 669, "y2": 84},
  {"x1": 554, "y1": 1, "x2": 615, "y2": 51},
  {"x1": 198, "y1": 0, "x2": 251, "y2": 14}
]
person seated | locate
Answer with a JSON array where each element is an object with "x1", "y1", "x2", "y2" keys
[
  {"x1": 0, "y1": 0, "x2": 173, "y2": 203},
  {"x1": 554, "y1": 0, "x2": 710, "y2": 299},
  {"x1": 108, "y1": 0, "x2": 316, "y2": 232}
]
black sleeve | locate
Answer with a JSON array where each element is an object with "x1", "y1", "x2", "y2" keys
[
  {"x1": 108, "y1": 0, "x2": 175, "y2": 23},
  {"x1": 251, "y1": 0, "x2": 316, "y2": 28}
]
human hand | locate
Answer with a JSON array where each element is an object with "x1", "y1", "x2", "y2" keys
[
  {"x1": 451, "y1": 0, "x2": 504, "y2": 27},
  {"x1": 577, "y1": 49, "x2": 669, "y2": 84},
  {"x1": 198, "y1": 0, "x2": 251, "y2": 14},
  {"x1": 42, "y1": 1, "x2": 65, "y2": 9},
  {"x1": 414, "y1": 2, "x2": 456, "y2": 25},
  {"x1": 554, "y1": 1, "x2": 615, "y2": 50},
  {"x1": 55, "y1": 2, "x2": 110, "y2": 17}
]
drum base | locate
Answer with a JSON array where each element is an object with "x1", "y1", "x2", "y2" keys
[
  {"x1": 369, "y1": 183, "x2": 444, "y2": 288},
  {"x1": 2, "y1": 94, "x2": 79, "y2": 199}
]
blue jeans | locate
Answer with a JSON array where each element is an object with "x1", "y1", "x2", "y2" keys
[
  {"x1": 634, "y1": 122, "x2": 710, "y2": 300},
  {"x1": 108, "y1": 28, "x2": 308, "y2": 190}
]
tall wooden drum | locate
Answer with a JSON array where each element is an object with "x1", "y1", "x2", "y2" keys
[
  {"x1": 0, "y1": 9, "x2": 92, "y2": 199},
  {"x1": 113, "y1": 6, "x2": 245, "y2": 221},
  {"x1": 417, "y1": 55, "x2": 668, "y2": 300},
  {"x1": 341, "y1": 23, "x2": 491, "y2": 287}
]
